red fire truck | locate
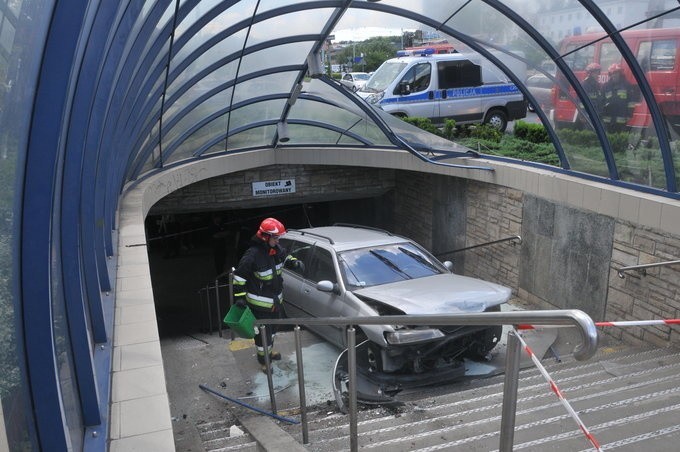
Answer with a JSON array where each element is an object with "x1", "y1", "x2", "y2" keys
[{"x1": 552, "y1": 28, "x2": 680, "y2": 134}]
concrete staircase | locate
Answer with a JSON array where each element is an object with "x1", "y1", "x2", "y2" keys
[{"x1": 203, "y1": 344, "x2": 680, "y2": 451}]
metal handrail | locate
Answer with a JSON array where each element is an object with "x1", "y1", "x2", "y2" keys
[
  {"x1": 255, "y1": 309, "x2": 598, "y2": 451},
  {"x1": 436, "y1": 235, "x2": 522, "y2": 257},
  {"x1": 617, "y1": 259, "x2": 680, "y2": 278}
]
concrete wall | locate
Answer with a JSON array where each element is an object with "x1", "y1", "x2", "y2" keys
[
  {"x1": 139, "y1": 148, "x2": 680, "y2": 349},
  {"x1": 150, "y1": 164, "x2": 396, "y2": 214}
]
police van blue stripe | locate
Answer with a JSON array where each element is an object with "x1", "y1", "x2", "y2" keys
[{"x1": 380, "y1": 84, "x2": 520, "y2": 105}]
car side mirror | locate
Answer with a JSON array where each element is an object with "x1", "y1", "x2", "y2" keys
[
  {"x1": 443, "y1": 260, "x2": 454, "y2": 272},
  {"x1": 316, "y1": 280, "x2": 339, "y2": 294}
]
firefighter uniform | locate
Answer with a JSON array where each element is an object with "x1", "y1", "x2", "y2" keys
[{"x1": 233, "y1": 236, "x2": 287, "y2": 365}]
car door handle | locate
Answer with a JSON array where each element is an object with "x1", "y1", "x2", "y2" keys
[{"x1": 441, "y1": 90, "x2": 447, "y2": 99}]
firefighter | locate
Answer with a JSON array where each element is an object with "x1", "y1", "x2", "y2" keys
[
  {"x1": 232, "y1": 218, "x2": 295, "y2": 372},
  {"x1": 602, "y1": 63, "x2": 637, "y2": 133},
  {"x1": 582, "y1": 63, "x2": 604, "y2": 114}
]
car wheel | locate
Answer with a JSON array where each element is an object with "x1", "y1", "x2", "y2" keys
[
  {"x1": 465, "y1": 325, "x2": 503, "y2": 360},
  {"x1": 484, "y1": 109, "x2": 508, "y2": 132},
  {"x1": 528, "y1": 103, "x2": 536, "y2": 112},
  {"x1": 352, "y1": 85, "x2": 358, "y2": 92}
]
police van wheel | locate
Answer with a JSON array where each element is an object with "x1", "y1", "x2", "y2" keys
[{"x1": 484, "y1": 109, "x2": 508, "y2": 133}]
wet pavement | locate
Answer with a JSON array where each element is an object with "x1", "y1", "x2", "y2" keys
[{"x1": 161, "y1": 299, "x2": 567, "y2": 451}]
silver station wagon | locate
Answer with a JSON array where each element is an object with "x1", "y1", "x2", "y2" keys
[{"x1": 280, "y1": 225, "x2": 512, "y2": 377}]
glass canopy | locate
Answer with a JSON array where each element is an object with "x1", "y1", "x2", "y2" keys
[{"x1": 104, "y1": 0, "x2": 680, "y2": 198}]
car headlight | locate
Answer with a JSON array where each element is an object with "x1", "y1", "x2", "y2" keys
[
  {"x1": 385, "y1": 328, "x2": 444, "y2": 345},
  {"x1": 365, "y1": 91, "x2": 384, "y2": 104}
]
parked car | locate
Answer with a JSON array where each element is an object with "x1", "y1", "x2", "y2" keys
[
  {"x1": 526, "y1": 73, "x2": 554, "y2": 112},
  {"x1": 280, "y1": 225, "x2": 512, "y2": 377},
  {"x1": 339, "y1": 72, "x2": 370, "y2": 91}
]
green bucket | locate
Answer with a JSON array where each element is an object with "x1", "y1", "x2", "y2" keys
[{"x1": 223, "y1": 305, "x2": 256, "y2": 339}]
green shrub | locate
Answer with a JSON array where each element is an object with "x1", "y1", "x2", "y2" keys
[
  {"x1": 402, "y1": 116, "x2": 440, "y2": 135},
  {"x1": 514, "y1": 121, "x2": 550, "y2": 144},
  {"x1": 469, "y1": 124, "x2": 502, "y2": 143}
]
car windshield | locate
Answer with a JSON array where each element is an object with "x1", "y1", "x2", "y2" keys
[
  {"x1": 354, "y1": 73, "x2": 370, "y2": 80},
  {"x1": 338, "y1": 242, "x2": 443, "y2": 289},
  {"x1": 360, "y1": 61, "x2": 407, "y2": 93}
]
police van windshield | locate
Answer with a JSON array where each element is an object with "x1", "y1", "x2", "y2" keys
[{"x1": 360, "y1": 61, "x2": 408, "y2": 93}]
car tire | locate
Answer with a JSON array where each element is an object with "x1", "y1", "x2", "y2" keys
[
  {"x1": 484, "y1": 109, "x2": 508, "y2": 132},
  {"x1": 352, "y1": 86, "x2": 358, "y2": 92},
  {"x1": 464, "y1": 325, "x2": 503, "y2": 361}
]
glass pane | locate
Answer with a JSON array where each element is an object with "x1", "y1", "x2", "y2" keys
[
  {"x1": 228, "y1": 99, "x2": 286, "y2": 131},
  {"x1": 231, "y1": 71, "x2": 297, "y2": 105},
  {"x1": 163, "y1": 67, "x2": 236, "y2": 131},
  {"x1": 352, "y1": 0, "x2": 469, "y2": 25},
  {"x1": 238, "y1": 41, "x2": 313, "y2": 78},
  {"x1": 591, "y1": 0, "x2": 680, "y2": 30},
  {"x1": 532, "y1": 1, "x2": 605, "y2": 44},
  {"x1": 222, "y1": 125, "x2": 276, "y2": 151},
  {"x1": 256, "y1": 0, "x2": 324, "y2": 15},
  {"x1": 288, "y1": 98, "x2": 392, "y2": 146},
  {"x1": 247, "y1": 9, "x2": 332, "y2": 46},
  {"x1": 168, "y1": 29, "x2": 247, "y2": 99},
  {"x1": 285, "y1": 123, "x2": 345, "y2": 145},
  {"x1": 166, "y1": 113, "x2": 229, "y2": 164},
  {"x1": 174, "y1": 0, "x2": 256, "y2": 45},
  {"x1": 0, "y1": 0, "x2": 46, "y2": 449}
]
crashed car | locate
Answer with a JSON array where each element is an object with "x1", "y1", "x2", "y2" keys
[{"x1": 280, "y1": 225, "x2": 512, "y2": 378}]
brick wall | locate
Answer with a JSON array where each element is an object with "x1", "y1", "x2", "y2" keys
[
  {"x1": 607, "y1": 222, "x2": 680, "y2": 347},
  {"x1": 393, "y1": 171, "x2": 434, "y2": 249},
  {"x1": 150, "y1": 164, "x2": 396, "y2": 214},
  {"x1": 463, "y1": 181, "x2": 523, "y2": 292}
]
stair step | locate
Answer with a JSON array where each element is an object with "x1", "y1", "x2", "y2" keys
[{"x1": 280, "y1": 345, "x2": 680, "y2": 451}]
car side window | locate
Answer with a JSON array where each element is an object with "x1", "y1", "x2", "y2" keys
[
  {"x1": 280, "y1": 239, "x2": 313, "y2": 277},
  {"x1": 395, "y1": 63, "x2": 431, "y2": 94},
  {"x1": 438, "y1": 60, "x2": 481, "y2": 88},
  {"x1": 307, "y1": 248, "x2": 337, "y2": 284}
]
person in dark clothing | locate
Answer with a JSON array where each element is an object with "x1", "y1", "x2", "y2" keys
[
  {"x1": 582, "y1": 62, "x2": 604, "y2": 114},
  {"x1": 602, "y1": 63, "x2": 638, "y2": 133},
  {"x1": 232, "y1": 218, "x2": 297, "y2": 372}
]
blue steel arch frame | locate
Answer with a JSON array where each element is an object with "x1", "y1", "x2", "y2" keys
[
  {"x1": 577, "y1": 0, "x2": 677, "y2": 191},
  {"x1": 12, "y1": 2, "x2": 680, "y2": 452}
]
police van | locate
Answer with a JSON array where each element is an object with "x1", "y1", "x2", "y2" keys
[{"x1": 357, "y1": 50, "x2": 527, "y2": 132}]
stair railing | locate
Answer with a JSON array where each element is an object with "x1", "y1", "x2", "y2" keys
[
  {"x1": 616, "y1": 259, "x2": 680, "y2": 278},
  {"x1": 436, "y1": 235, "x2": 522, "y2": 258},
  {"x1": 257, "y1": 309, "x2": 598, "y2": 452}
]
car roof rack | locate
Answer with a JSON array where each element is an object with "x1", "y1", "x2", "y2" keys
[
  {"x1": 287, "y1": 229, "x2": 334, "y2": 244},
  {"x1": 332, "y1": 223, "x2": 394, "y2": 236}
]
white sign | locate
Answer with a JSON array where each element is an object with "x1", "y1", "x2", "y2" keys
[{"x1": 252, "y1": 179, "x2": 296, "y2": 197}]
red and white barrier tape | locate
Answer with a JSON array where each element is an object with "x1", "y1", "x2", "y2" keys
[
  {"x1": 517, "y1": 318, "x2": 680, "y2": 330},
  {"x1": 513, "y1": 329, "x2": 602, "y2": 452}
]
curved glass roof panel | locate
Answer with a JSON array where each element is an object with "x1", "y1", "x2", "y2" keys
[
  {"x1": 168, "y1": 29, "x2": 248, "y2": 99},
  {"x1": 110, "y1": 0, "x2": 680, "y2": 197},
  {"x1": 246, "y1": 9, "x2": 334, "y2": 46},
  {"x1": 162, "y1": 86, "x2": 234, "y2": 151},
  {"x1": 166, "y1": 114, "x2": 230, "y2": 165},
  {"x1": 237, "y1": 41, "x2": 313, "y2": 77},
  {"x1": 231, "y1": 71, "x2": 298, "y2": 105}
]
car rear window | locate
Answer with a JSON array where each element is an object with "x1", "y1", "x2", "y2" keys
[{"x1": 338, "y1": 243, "x2": 442, "y2": 289}]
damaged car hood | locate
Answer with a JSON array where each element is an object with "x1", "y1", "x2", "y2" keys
[{"x1": 353, "y1": 274, "x2": 511, "y2": 314}]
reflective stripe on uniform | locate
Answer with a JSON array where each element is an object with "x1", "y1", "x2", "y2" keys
[
  {"x1": 256, "y1": 345, "x2": 273, "y2": 356},
  {"x1": 246, "y1": 292, "x2": 283, "y2": 308}
]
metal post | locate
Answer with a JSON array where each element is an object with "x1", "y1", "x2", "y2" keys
[
  {"x1": 260, "y1": 325, "x2": 277, "y2": 414},
  {"x1": 206, "y1": 287, "x2": 213, "y2": 335},
  {"x1": 294, "y1": 326, "x2": 309, "y2": 444},
  {"x1": 347, "y1": 326, "x2": 358, "y2": 452},
  {"x1": 214, "y1": 279, "x2": 222, "y2": 337},
  {"x1": 500, "y1": 329, "x2": 522, "y2": 452},
  {"x1": 228, "y1": 270, "x2": 235, "y2": 340}
]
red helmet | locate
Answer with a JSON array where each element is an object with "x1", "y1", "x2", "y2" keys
[
  {"x1": 257, "y1": 217, "x2": 286, "y2": 239},
  {"x1": 586, "y1": 63, "x2": 601, "y2": 73},
  {"x1": 608, "y1": 63, "x2": 622, "y2": 74}
]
